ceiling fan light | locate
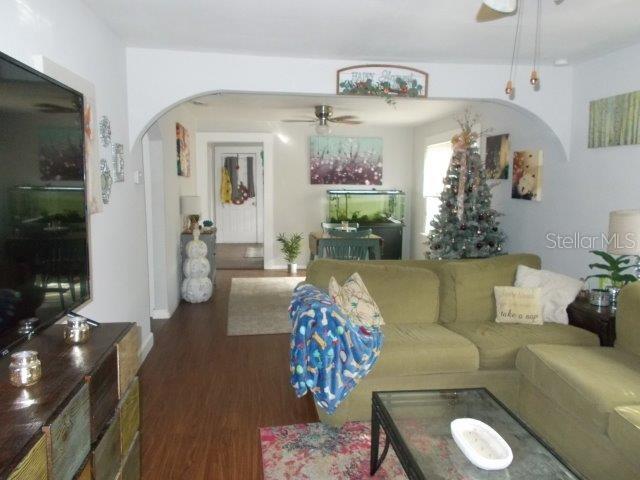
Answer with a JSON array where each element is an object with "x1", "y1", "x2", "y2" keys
[
  {"x1": 483, "y1": 0, "x2": 517, "y2": 13},
  {"x1": 315, "y1": 123, "x2": 332, "y2": 136}
]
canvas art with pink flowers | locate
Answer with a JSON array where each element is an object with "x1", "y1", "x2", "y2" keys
[{"x1": 310, "y1": 136, "x2": 383, "y2": 185}]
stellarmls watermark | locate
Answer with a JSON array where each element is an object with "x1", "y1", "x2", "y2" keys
[{"x1": 545, "y1": 232, "x2": 640, "y2": 250}]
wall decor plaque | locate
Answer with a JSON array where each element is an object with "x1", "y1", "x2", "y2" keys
[{"x1": 337, "y1": 64, "x2": 428, "y2": 100}]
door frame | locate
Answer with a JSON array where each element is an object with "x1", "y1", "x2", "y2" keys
[{"x1": 196, "y1": 133, "x2": 275, "y2": 268}]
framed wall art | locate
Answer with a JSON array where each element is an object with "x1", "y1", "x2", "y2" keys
[
  {"x1": 512, "y1": 150, "x2": 543, "y2": 202},
  {"x1": 589, "y1": 90, "x2": 640, "y2": 148},
  {"x1": 310, "y1": 136, "x2": 383, "y2": 185}
]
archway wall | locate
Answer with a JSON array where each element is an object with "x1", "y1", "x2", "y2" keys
[{"x1": 126, "y1": 48, "x2": 573, "y2": 157}]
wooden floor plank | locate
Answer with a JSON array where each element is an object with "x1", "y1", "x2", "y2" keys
[{"x1": 139, "y1": 270, "x2": 318, "y2": 479}]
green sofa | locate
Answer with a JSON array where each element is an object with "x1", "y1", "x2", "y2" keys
[{"x1": 304, "y1": 254, "x2": 640, "y2": 479}]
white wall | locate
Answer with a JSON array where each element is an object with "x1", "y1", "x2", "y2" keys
[
  {"x1": 148, "y1": 105, "x2": 197, "y2": 316},
  {"x1": 0, "y1": 0, "x2": 152, "y2": 356},
  {"x1": 125, "y1": 48, "x2": 574, "y2": 158},
  {"x1": 412, "y1": 42, "x2": 640, "y2": 281},
  {"x1": 192, "y1": 118, "x2": 415, "y2": 266}
]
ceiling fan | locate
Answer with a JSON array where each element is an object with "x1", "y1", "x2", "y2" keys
[
  {"x1": 282, "y1": 105, "x2": 362, "y2": 135},
  {"x1": 479, "y1": 0, "x2": 564, "y2": 21}
]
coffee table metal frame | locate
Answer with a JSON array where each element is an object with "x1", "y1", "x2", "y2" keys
[{"x1": 370, "y1": 387, "x2": 584, "y2": 480}]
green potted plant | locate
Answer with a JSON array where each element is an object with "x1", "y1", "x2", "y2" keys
[
  {"x1": 586, "y1": 250, "x2": 638, "y2": 306},
  {"x1": 276, "y1": 233, "x2": 303, "y2": 275}
]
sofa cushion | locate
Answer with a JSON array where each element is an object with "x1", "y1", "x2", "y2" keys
[
  {"x1": 608, "y1": 405, "x2": 640, "y2": 470},
  {"x1": 369, "y1": 324, "x2": 479, "y2": 377},
  {"x1": 306, "y1": 260, "x2": 439, "y2": 325},
  {"x1": 516, "y1": 345, "x2": 640, "y2": 433},
  {"x1": 439, "y1": 254, "x2": 542, "y2": 324},
  {"x1": 367, "y1": 254, "x2": 541, "y2": 324},
  {"x1": 447, "y1": 323, "x2": 598, "y2": 369}
]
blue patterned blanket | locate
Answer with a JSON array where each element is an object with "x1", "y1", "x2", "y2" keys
[{"x1": 288, "y1": 284, "x2": 383, "y2": 414}]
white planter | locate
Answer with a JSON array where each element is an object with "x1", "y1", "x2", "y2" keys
[{"x1": 288, "y1": 263, "x2": 298, "y2": 275}]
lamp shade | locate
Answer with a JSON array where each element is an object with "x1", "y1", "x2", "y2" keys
[
  {"x1": 607, "y1": 209, "x2": 640, "y2": 255},
  {"x1": 180, "y1": 195, "x2": 201, "y2": 215},
  {"x1": 483, "y1": 0, "x2": 517, "y2": 13}
]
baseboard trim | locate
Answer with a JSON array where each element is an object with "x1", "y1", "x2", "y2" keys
[
  {"x1": 139, "y1": 332, "x2": 154, "y2": 365},
  {"x1": 151, "y1": 308, "x2": 172, "y2": 319}
]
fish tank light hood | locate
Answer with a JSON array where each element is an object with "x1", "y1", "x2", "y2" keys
[{"x1": 327, "y1": 188, "x2": 406, "y2": 225}]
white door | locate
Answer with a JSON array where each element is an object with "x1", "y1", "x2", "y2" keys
[{"x1": 213, "y1": 145, "x2": 263, "y2": 243}]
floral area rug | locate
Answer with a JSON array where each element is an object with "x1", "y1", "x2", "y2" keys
[{"x1": 260, "y1": 421, "x2": 408, "y2": 479}]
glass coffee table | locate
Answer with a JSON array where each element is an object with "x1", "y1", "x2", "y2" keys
[{"x1": 370, "y1": 388, "x2": 583, "y2": 479}]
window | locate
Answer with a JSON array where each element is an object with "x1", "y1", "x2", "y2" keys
[{"x1": 423, "y1": 141, "x2": 452, "y2": 233}]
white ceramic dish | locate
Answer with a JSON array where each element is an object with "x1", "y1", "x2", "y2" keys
[{"x1": 450, "y1": 418, "x2": 513, "y2": 470}]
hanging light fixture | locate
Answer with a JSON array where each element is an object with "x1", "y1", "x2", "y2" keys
[
  {"x1": 483, "y1": 0, "x2": 517, "y2": 13},
  {"x1": 530, "y1": 0, "x2": 542, "y2": 87},
  {"x1": 505, "y1": 0, "x2": 523, "y2": 96}
]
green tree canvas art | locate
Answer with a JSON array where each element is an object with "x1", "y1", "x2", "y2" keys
[{"x1": 589, "y1": 90, "x2": 640, "y2": 148}]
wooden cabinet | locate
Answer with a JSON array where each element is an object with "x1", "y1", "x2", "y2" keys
[
  {"x1": 0, "y1": 323, "x2": 141, "y2": 480},
  {"x1": 120, "y1": 435, "x2": 140, "y2": 480},
  {"x1": 7, "y1": 435, "x2": 48, "y2": 480},
  {"x1": 117, "y1": 327, "x2": 140, "y2": 399},
  {"x1": 88, "y1": 349, "x2": 119, "y2": 443},
  {"x1": 119, "y1": 378, "x2": 140, "y2": 457},
  {"x1": 44, "y1": 384, "x2": 91, "y2": 480},
  {"x1": 92, "y1": 415, "x2": 121, "y2": 480}
]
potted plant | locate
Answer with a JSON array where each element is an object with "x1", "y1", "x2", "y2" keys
[
  {"x1": 586, "y1": 250, "x2": 638, "y2": 306},
  {"x1": 276, "y1": 233, "x2": 303, "y2": 275}
]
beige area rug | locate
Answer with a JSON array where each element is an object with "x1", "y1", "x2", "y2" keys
[{"x1": 227, "y1": 277, "x2": 304, "y2": 335}]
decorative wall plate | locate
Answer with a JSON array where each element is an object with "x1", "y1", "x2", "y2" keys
[
  {"x1": 112, "y1": 143, "x2": 125, "y2": 182},
  {"x1": 99, "y1": 157, "x2": 113, "y2": 204}
]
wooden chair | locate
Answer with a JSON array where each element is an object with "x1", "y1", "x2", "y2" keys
[{"x1": 318, "y1": 239, "x2": 370, "y2": 260}]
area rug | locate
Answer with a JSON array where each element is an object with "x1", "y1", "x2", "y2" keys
[
  {"x1": 260, "y1": 421, "x2": 407, "y2": 479},
  {"x1": 244, "y1": 245, "x2": 264, "y2": 258},
  {"x1": 227, "y1": 277, "x2": 304, "y2": 335}
]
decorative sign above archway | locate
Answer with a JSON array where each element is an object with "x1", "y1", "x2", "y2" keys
[{"x1": 337, "y1": 64, "x2": 428, "y2": 102}]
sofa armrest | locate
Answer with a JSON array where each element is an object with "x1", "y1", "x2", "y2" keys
[
  {"x1": 608, "y1": 405, "x2": 640, "y2": 469},
  {"x1": 305, "y1": 259, "x2": 439, "y2": 325}
]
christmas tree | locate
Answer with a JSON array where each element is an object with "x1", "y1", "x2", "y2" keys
[{"x1": 426, "y1": 114, "x2": 506, "y2": 259}]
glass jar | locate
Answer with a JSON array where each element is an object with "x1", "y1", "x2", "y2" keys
[
  {"x1": 9, "y1": 350, "x2": 42, "y2": 387},
  {"x1": 63, "y1": 317, "x2": 90, "y2": 345}
]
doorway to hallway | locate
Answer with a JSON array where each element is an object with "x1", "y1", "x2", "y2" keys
[{"x1": 213, "y1": 144, "x2": 264, "y2": 269}]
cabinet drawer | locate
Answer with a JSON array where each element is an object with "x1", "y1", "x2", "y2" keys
[
  {"x1": 92, "y1": 415, "x2": 121, "y2": 480},
  {"x1": 75, "y1": 457, "x2": 91, "y2": 480},
  {"x1": 88, "y1": 348, "x2": 119, "y2": 443},
  {"x1": 121, "y1": 434, "x2": 140, "y2": 480},
  {"x1": 44, "y1": 384, "x2": 90, "y2": 480},
  {"x1": 8, "y1": 434, "x2": 48, "y2": 480},
  {"x1": 119, "y1": 378, "x2": 139, "y2": 456},
  {"x1": 117, "y1": 327, "x2": 140, "y2": 398}
]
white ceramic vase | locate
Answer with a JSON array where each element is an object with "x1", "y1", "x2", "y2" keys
[{"x1": 181, "y1": 229, "x2": 213, "y2": 303}]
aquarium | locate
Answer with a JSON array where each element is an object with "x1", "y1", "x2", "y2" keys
[{"x1": 327, "y1": 189, "x2": 406, "y2": 225}]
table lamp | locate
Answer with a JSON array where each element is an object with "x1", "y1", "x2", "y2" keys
[
  {"x1": 607, "y1": 209, "x2": 640, "y2": 279},
  {"x1": 180, "y1": 195, "x2": 201, "y2": 232}
]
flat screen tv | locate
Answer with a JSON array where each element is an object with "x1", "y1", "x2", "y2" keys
[{"x1": 0, "y1": 51, "x2": 90, "y2": 354}]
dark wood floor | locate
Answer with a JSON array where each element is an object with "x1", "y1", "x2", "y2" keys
[{"x1": 139, "y1": 270, "x2": 318, "y2": 479}]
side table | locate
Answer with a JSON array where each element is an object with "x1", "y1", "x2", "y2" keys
[{"x1": 567, "y1": 297, "x2": 616, "y2": 347}]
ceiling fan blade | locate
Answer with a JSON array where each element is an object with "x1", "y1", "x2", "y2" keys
[
  {"x1": 330, "y1": 115, "x2": 358, "y2": 122},
  {"x1": 331, "y1": 119, "x2": 363, "y2": 125},
  {"x1": 476, "y1": 3, "x2": 515, "y2": 22},
  {"x1": 281, "y1": 119, "x2": 316, "y2": 123}
]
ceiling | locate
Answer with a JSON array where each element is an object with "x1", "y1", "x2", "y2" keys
[
  {"x1": 83, "y1": 0, "x2": 640, "y2": 64},
  {"x1": 184, "y1": 93, "x2": 469, "y2": 127}
]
